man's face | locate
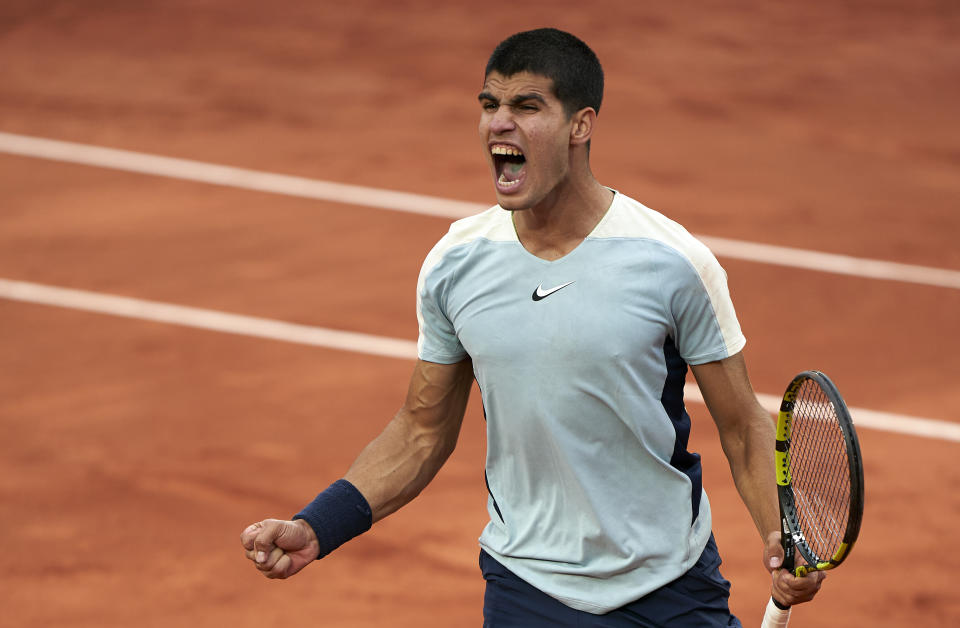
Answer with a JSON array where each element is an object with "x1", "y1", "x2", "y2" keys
[{"x1": 478, "y1": 71, "x2": 575, "y2": 211}]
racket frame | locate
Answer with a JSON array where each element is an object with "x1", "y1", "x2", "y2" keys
[{"x1": 775, "y1": 370, "x2": 865, "y2": 578}]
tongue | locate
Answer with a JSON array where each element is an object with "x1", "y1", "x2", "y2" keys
[{"x1": 500, "y1": 160, "x2": 524, "y2": 183}]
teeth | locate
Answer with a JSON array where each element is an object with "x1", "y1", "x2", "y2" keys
[
  {"x1": 498, "y1": 173, "x2": 521, "y2": 187},
  {"x1": 491, "y1": 145, "x2": 524, "y2": 157}
]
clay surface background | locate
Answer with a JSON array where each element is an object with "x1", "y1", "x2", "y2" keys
[{"x1": 1, "y1": 2, "x2": 958, "y2": 626}]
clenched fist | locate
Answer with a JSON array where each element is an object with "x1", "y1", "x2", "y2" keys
[{"x1": 240, "y1": 518, "x2": 319, "y2": 579}]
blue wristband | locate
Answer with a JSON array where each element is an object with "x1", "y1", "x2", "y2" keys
[{"x1": 293, "y1": 479, "x2": 373, "y2": 559}]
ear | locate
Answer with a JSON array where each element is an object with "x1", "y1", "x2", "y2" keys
[{"x1": 569, "y1": 107, "x2": 597, "y2": 146}]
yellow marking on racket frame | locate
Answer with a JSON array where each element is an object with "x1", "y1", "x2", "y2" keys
[
  {"x1": 796, "y1": 562, "x2": 836, "y2": 576},
  {"x1": 775, "y1": 406, "x2": 793, "y2": 486},
  {"x1": 794, "y1": 544, "x2": 850, "y2": 576},
  {"x1": 776, "y1": 450, "x2": 791, "y2": 485},
  {"x1": 776, "y1": 411, "x2": 793, "y2": 441}
]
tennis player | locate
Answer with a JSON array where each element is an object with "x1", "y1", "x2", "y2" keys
[{"x1": 241, "y1": 28, "x2": 825, "y2": 626}]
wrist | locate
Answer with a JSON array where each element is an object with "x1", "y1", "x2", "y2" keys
[
  {"x1": 293, "y1": 517, "x2": 319, "y2": 544},
  {"x1": 293, "y1": 479, "x2": 373, "y2": 559}
]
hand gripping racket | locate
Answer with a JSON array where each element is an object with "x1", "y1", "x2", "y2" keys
[{"x1": 760, "y1": 371, "x2": 865, "y2": 627}]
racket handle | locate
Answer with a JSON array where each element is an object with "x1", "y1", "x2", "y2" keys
[{"x1": 760, "y1": 597, "x2": 791, "y2": 628}]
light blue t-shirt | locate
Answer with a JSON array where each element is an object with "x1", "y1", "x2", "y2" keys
[{"x1": 416, "y1": 192, "x2": 746, "y2": 614}]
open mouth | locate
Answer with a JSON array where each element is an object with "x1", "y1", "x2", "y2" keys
[{"x1": 491, "y1": 144, "x2": 526, "y2": 189}]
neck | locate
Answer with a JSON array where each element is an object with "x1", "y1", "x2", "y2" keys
[{"x1": 512, "y1": 173, "x2": 614, "y2": 261}]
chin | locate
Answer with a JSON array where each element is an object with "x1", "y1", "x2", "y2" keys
[
  {"x1": 496, "y1": 197, "x2": 527, "y2": 211},
  {"x1": 494, "y1": 188, "x2": 534, "y2": 211}
]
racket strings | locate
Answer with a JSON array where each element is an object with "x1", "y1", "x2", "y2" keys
[{"x1": 789, "y1": 380, "x2": 851, "y2": 563}]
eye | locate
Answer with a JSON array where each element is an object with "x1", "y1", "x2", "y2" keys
[{"x1": 481, "y1": 101, "x2": 498, "y2": 112}]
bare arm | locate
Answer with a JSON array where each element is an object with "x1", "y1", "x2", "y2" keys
[
  {"x1": 344, "y1": 357, "x2": 475, "y2": 522},
  {"x1": 691, "y1": 352, "x2": 778, "y2": 540},
  {"x1": 241, "y1": 358, "x2": 474, "y2": 578},
  {"x1": 691, "y1": 352, "x2": 825, "y2": 605}
]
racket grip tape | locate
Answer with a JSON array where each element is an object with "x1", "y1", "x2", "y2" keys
[{"x1": 760, "y1": 597, "x2": 792, "y2": 627}]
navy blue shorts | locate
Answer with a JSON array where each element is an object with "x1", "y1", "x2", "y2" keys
[{"x1": 481, "y1": 535, "x2": 742, "y2": 627}]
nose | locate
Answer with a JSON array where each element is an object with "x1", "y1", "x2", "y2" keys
[{"x1": 487, "y1": 107, "x2": 516, "y2": 135}]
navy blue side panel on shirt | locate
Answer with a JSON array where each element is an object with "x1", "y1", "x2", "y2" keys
[
  {"x1": 485, "y1": 470, "x2": 505, "y2": 523},
  {"x1": 477, "y1": 379, "x2": 505, "y2": 523},
  {"x1": 660, "y1": 336, "x2": 702, "y2": 524}
]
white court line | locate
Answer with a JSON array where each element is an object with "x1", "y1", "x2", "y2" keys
[
  {"x1": 685, "y1": 388, "x2": 960, "y2": 444},
  {"x1": 2, "y1": 277, "x2": 958, "y2": 443},
  {"x1": 0, "y1": 278, "x2": 417, "y2": 360},
  {"x1": 2, "y1": 130, "x2": 959, "y2": 290},
  {"x1": 0, "y1": 131, "x2": 484, "y2": 219}
]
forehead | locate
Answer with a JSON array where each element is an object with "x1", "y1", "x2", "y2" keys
[{"x1": 480, "y1": 71, "x2": 557, "y2": 100}]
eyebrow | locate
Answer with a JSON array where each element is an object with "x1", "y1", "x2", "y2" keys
[{"x1": 478, "y1": 92, "x2": 548, "y2": 106}]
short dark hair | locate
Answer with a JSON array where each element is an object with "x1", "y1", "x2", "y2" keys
[{"x1": 484, "y1": 28, "x2": 604, "y2": 117}]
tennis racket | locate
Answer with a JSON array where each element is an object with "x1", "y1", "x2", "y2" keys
[{"x1": 760, "y1": 371, "x2": 865, "y2": 627}]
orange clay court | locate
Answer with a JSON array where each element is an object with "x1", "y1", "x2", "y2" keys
[{"x1": 1, "y1": 2, "x2": 958, "y2": 626}]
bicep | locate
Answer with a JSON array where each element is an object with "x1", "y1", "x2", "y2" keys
[
  {"x1": 690, "y1": 352, "x2": 771, "y2": 446},
  {"x1": 400, "y1": 358, "x2": 474, "y2": 437}
]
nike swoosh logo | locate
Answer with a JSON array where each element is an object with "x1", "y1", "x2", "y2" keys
[{"x1": 532, "y1": 281, "x2": 575, "y2": 301}]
